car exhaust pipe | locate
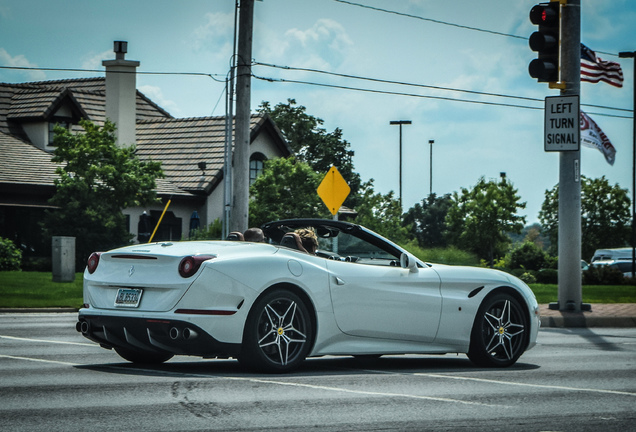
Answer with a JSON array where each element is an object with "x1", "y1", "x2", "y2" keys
[
  {"x1": 77, "y1": 320, "x2": 90, "y2": 334},
  {"x1": 169, "y1": 327, "x2": 180, "y2": 340},
  {"x1": 183, "y1": 328, "x2": 197, "y2": 340}
]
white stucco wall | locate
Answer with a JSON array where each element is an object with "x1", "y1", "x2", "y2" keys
[{"x1": 204, "y1": 131, "x2": 287, "y2": 228}]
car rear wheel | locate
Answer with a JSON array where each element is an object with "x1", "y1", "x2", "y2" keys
[
  {"x1": 240, "y1": 289, "x2": 313, "y2": 373},
  {"x1": 114, "y1": 347, "x2": 173, "y2": 364},
  {"x1": 467, "y1": 293, "x2": 528, "y2": 368}
]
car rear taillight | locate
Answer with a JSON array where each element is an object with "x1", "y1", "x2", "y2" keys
[
  {"x1": 87, "y1": 252, "x2": 101, "y2": 274},
  {"x1": 178, "y1": 255, "x2": 215, "y2": 278}
]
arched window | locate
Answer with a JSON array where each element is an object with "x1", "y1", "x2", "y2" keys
[{"x1": 249, "y1": 153, "x2": 267, "y2": 184}]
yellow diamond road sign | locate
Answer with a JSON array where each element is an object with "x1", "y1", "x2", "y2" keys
[{"x1": 317, "y1": 166, "x2": 350, "y2": 216}]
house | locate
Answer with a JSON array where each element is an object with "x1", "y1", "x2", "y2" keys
[{"x1": 0, "y1": 42, "x2": 291, "y2": 263}]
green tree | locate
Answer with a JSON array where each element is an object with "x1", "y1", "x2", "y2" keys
[
  {"x1": 354, "y1": 179, "x2": 409, "y2": 243},
  {"x1": 258, "y1": 99, "x2": 361, "y2": 207},
  {"x1": 445, "y1": 177, "x2": 526, "y2": 266},
  {"x1": 402, "y1": 193, "x2": 452, "y2": 248},
  {"x1": 43, "y1": 120, "x2": 163, "y2": 270},
  {"x1": 538, "y1": 176, "x2": 631, "y2": 260},
  {"x1": 249, "y1": 157, "x2": 329, "y2": 227}
]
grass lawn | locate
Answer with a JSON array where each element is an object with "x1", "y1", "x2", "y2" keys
[
  {"x1": 0, "y1": 272, "x2": 634, "y2": 309},
  {"x1": 529, "y1": 283, "x2": 636, "y2": 304},
  {"x1": 0, "y1": 271, "x2": 84, "y2": 309}
]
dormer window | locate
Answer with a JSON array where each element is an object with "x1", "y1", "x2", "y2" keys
[{"x1": 48, "y1": 119, "x2": 70, "y2": 146}]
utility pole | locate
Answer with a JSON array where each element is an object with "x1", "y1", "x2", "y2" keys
[
  {"x1": 557, "y1": 0, "x2": 584, "y2": 312},
  {"x1": 390, "y1": 120, "x2": 411, "y2": 207},
  {"x1": 428, "y1": 139, "x2": 435, "y2": 196},
  {"x1": 618, "y1": 51, "x2": 636, "y2": 278},
  {"x1": 231, "y1": 0, "x2": 254, "y2": 233}
]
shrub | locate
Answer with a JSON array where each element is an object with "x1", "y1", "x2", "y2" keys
[
  {"x1": 519, "y1": 272, "x2": 537, "y2": 284},
  {"x1": 583, "y1": 265, "x2": 624, "y2": 285},
  {"x1": 0, "y1": 237, "x2": 22, "y2": 271},
  {"x1": 404, "y1": 243, "x2": 479, "y2": 266},
  {"x1": 188, "y1": 219, "x2": 223, "y2": 240},
  {"x1": 510, "y1": 242, "x2": 548, "y2": 271},
  {"x1": 536, "y1": 268, "x2": 558, "y2": 284}
]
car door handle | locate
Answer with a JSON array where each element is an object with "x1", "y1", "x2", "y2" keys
[{"x1": 334, "y1": 277, "x2": 346, "y2": 286}]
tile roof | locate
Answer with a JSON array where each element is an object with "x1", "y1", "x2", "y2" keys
[
  {"x1": 0, "y1": 130, "x2": 190, "y2": 197},
  {"x1": 0, "y1": 131, "x2": 59, "y2": 186},
  {"x1": 0, "y1": 78, "x2": 291, "y2": 200},
  {"x1": 0, "y1": 78, "x2": 171, "y2": 136},
  {"x1": 136, "y1": 114, "x2": 289, "y2": 194}
]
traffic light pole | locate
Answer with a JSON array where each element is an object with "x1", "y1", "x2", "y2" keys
[{"x1": 555, "y1": 0, "x2": 587, "y2": 312}]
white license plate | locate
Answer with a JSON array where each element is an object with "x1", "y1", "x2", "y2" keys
[{"x1": 114, "y1": 288, "x2": 143, "y2": 308}]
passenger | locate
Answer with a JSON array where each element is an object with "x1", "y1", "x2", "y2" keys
[
  {"x1": 295, "y1": 228, "x2": 318, "y2": 254},
  {"x1": 244, "y1": 227, "x2": 265, "y2": 242}
]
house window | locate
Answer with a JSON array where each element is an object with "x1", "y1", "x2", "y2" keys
[
  {"x1": 249, "y1": 153, "x2": 267, "y2": 185},
  {"x1": 48, "y1": 120, "x2": 70, "y2": 146}
]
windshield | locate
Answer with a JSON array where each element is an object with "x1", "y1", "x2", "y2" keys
[{"x1": 317, "y1": 229, "x2": 398, "y2": 265}]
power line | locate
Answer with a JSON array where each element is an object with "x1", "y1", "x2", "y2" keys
[
  {"x1": 253, "y1": 73, "x2": 544, "y2": 111},
  {"x1": 332, "y1": 0, "x2": 618, "y2": 58},
  {"x1": 0, "y1": 65, "x2": 227, "y2": 82},
  {"x1": 252, "y1": 73, "x2": 630, "y2": 119},
  {"x1": 332, "y1": 0, "x2": 527, "y2": 40},
  {"x1": 253, "y1": 61, "x2": 631, "y2": 116}
]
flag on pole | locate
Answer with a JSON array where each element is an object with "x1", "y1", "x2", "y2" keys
[
  {"x1": 580, "y1": 111, "x2": 616, "y2": 165},
  {"x1": 581, "y1": 44, "x2": 624, "y2": 88}
]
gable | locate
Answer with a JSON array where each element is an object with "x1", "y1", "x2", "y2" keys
[{"x1": 136, "y1": 113, "x2": 292, "y2": 194}]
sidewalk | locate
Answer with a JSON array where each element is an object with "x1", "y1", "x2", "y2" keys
[{"x1": 539, "y1": 303, "x2": 636, "y2": 328}]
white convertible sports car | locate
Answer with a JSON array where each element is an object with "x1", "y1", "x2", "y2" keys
[{"x1": 77, "y1": 218, "x2": 540, "y2": 372}]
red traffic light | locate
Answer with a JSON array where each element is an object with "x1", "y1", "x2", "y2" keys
[
  {"x1": 528, "y1": 2, "x2": 561, "y2": 83},
  {"x1": 529, "y1": 3, "x2": 559, "y2": 26}
]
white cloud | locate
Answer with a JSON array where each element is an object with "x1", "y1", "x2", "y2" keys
[
  {"x1": 0, "y1": 48, "x2": 46, "y2": 80},
  {"x1": 264, "y1": 18, "x2": 354, "y2": 69},
  {"x1": 81, "y1": 49, "x2": 114, "y2": 70},
  {"x1": 138, "y1": 85, "x2": 179, "y2": 116},
  {"x1": 191, "y1": 11, "x2": 235, "y2": 56}
]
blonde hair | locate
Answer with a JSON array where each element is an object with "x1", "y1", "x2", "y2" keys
[{"x1": 295, "y1": 227, "x2": 318, "y2": 253}]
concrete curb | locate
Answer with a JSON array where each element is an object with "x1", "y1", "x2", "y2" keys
[
  {"x1": 0, "y1": 308, "x2": 78, "y2": 313},
  {"x1": 540, "y1": 315, "x2": 636, "y2": 328}
]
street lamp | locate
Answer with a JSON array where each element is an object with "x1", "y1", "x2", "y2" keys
[
  {"x1": 618, "y1": 50, "x2": 635, "y2": 278},
  {"x1": 390, "y1": 120, "x2": 412, "y2": 207},
  {"x1": 428, "y1": 139, "x2": 435, "y2": 196}
]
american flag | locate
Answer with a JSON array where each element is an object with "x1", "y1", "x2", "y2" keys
[{"x1": 581, "y1": 44, "x2": 624, "y2": 88}]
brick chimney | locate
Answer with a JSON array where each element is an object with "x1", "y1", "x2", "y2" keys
[{"x1": 102, "y1": 41, "x2": 139, "y2": 147}]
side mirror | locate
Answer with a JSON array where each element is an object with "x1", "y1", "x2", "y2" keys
[{"x1": 400, "y1": 253, "x2": 418, "y2": 273}]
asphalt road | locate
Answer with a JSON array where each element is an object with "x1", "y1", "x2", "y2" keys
[{"x1": 1, "y1": 313, "x2": 635, "y2": 432}]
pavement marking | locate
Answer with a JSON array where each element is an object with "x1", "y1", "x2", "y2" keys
[
  {"x1": 0, "y1": 334, "x2": 96, "y2": 347},
  {"x1": 412, "y1": 372, "x2": 636, "y2": 397},
  {"x1": 0, "y1": 354, "x2": 79, "y2": 366},
  {"x1": 224, "y1": 376, "x2": 502, "y2": 407},
  {"x1": 79, "y1": 364, "x2": 500, "y2": 407}
]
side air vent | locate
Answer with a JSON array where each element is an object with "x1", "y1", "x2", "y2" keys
[{"x1": 468, "y1": 286, "x2": 485, "y2": 298}]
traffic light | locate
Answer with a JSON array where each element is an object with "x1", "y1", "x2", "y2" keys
[{"x1": 528, "y1": 1, "x2": 561, "y2": 83}]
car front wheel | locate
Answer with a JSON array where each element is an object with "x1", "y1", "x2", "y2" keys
[
  {"x1": 240, "y1": 289, "x2": 313, "y2": 373},
  {"x1": 467, "y1": 293, "x2": 528, "y2": 368}
]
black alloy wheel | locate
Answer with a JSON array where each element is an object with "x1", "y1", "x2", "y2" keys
[
  {"x1": 467, "y1": 293, "x2": 528, "y2": 367},
  {"x1": 240, "y1": 289, "x2": 313, "y2": 373}
]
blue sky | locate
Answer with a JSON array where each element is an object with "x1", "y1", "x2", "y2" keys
[{"x1": 1, "y1": 0, "x2": 634, "y2": 225}]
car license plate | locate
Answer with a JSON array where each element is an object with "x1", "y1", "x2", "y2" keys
[{"x1": 114, "y1": 288, "x2": 143, "y2": 308}]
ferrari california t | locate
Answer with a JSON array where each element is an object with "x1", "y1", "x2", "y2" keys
[{"x1": 77, "y1": 218, "x2": 540, "y2": 372}]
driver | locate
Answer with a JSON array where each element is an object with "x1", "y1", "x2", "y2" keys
[{"x1": 295, "y1": 228, "x2": 318, "y2": 254}]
